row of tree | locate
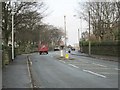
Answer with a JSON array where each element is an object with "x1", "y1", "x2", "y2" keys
[
  {"x1": 78, "y1": 2, "x2": 120, "y2": 42},
  {"x1": 2, "y1": 1, "x2": 65, "y2": 52}
]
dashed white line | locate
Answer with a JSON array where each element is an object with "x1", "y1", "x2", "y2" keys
[
  {"x1": 115, "y1": 68, "x2": 120, "y2": 70},
  {"x1": 92, "y1": 63, "x2": 107, "y2": 67},
  {"x1": 83, "y1": 69, "x2": 106, "y2": 78},
  {"x1": 69, "y1": 64, "x2": 79, "y2": 68}
]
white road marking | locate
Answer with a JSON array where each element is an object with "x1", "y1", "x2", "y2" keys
[
  {"x1": 59, "y1": 60, "x2": 65, "y2": 63},
  {"x1": 92, "y1": 63, "x2": 107, "y2": 67},
  {"x1": 69, "y1": 64, "x2": 79, "y2": 68},
  {"x1": 115, "y1": 68, "x2": 120, "y2": 70},
  {"x1": 83, "y1": 69, "x2": 106, "y2": 78}
]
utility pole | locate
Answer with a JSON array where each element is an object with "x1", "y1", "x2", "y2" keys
[
  {"x1": 78, "y1": 28, "x2": 81, "y2": 52},
  {"x1": 64, "y1": 15, "x2": 66, "y2": 53},
  {"x1": 80, "y1": 17, "x2": 83, "y2": 53},
  {"x1": 73, "y1": 15, "x2": 82, "y2": 52},
  {"x1": 88, "y1": 11, "x2": 91, "y2": 56},
  {"x1": 78, "y1": 29, "x2": 80, "y2": 42},
  {"x1": 11, "y1": 12, "x2": 15, "y2": 60}
]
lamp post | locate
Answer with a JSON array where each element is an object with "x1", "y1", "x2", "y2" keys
[
  {"x1": 88, "y1": 11, "x2": 91, "y2": 56},
  {"x1": 11, "y1": 11, "x2": 15, "y2": 60},
  {"x1": 78, "y1": 29, "x2": 80, "y2": 43},
  {"x1": 11, "y1": 1, "x2": 16, "y2": 60},
  {"x1": 73, "y1": 15, "x2": 82, "y2": 52},
  {"x1": 79, "y1": 17, "x2": 83, "y2": 52},
  {"x1": 64, "y1": 15, "x2": 66, "y2": 53}
]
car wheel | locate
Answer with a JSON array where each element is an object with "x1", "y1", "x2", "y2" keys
[{"x1": 39, "y1": 52, "x2": 42, "y2": 55}]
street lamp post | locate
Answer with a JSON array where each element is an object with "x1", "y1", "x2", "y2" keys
[
  {"x1": 73, "y1": 15, "x2": 83, "y2": 52},
  {"x1": 88, "y1": 11, "x2": 91, "y2": 56},
  {"x1": 11, "y1": 11, "x2": 15, "y2": 60},
  {"x1": 78, "y1": 29, "x2": 80, "y2": 43},
  {"x1": 64, "y1": 15, "x2": 66, "y2": 53},
  {"x1": 80, "y1": 17, "x2": 83, "y2": 53}
]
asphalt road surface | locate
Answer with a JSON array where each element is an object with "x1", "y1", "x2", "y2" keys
[
  {"x1": 29, "y1": 51, "x2": 118, "y2": 88},
  {"x1": 0, "y1": 50, "x2": 2, "y2": 89}
]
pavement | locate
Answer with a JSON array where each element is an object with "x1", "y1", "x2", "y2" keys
[
  {"x1": 2, "y1": 54, "x2": 32, "y2": 88},
  {"x1": 71, "y1": 51, "x2": 118, "y2": 62}
]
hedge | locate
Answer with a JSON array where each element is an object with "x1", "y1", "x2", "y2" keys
[{"x1": 79, "y1": 41, "x2": 118, "y2": 56}]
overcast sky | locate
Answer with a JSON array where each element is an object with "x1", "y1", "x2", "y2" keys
[{"x1": 43, "y1": 0, "x2": 88, "y2": 46}]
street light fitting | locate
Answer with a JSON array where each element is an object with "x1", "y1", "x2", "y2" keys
[
  {"x1": 73, "y1": 15, "x2": 82, "y2": 19},
  {"x1": 11, "y1": 11, "x2": 15, "y2": 15},
  {"x1": 73, "y1": 15, "x2": 77, "y2": 17}
]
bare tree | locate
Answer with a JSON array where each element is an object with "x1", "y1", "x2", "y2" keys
[
  {"x1": 77, "y1": 2, "x2": 119, "y2": 42},
  {"x1": 2, "y1": 1, "x2": 47, "y2": 46}
]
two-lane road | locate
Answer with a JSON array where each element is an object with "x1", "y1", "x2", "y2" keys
[
  {"x1": 29, "y1": 51, "x2": 118, "y2": 88},
  {"x1": 0, "y1": 50, "x2": 2, "y2": 89}
]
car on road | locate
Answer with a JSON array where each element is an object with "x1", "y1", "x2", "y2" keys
[
  {"x1": 38, "y1": 44, "x2": 48, "y2": 55},
  {"x1": 71, "y1": 47, "x2": 75, "y2": 51},
  {"x1": 54, "y1": 46, "x2": 60, "y2": 51}
]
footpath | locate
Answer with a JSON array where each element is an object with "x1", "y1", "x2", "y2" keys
[
  {"x1": 2, "y1": 54, "x2": 32, "y2": 88},
  {"x1": 71, "y1": 51, "x2": 118, "y2": 62}
]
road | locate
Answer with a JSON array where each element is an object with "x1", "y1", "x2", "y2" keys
[
  {"x1": 29, "y1": 51, "x2": 118, "y2": 88},
  {"x1": 0, "y1": 50, "x2": 2, "y2": 89}
]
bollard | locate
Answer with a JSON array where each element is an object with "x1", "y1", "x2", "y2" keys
[
  {"x1": 60, "y1": 50, "x2": 63, "y2": 57},
  {"x1": 65, "y1": 53, "x2": 69, "y2": 59}
]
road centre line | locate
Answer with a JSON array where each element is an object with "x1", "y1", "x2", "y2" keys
[
  {"x1": 92, "y1": 63, "x2": 107, "y2": 67},
  {"x1": 69, "y1": 64, "x2": 79, "y2": 68},
  {"x1": 83, "y1": 69, "x2": 106, "y2": 78},
  {"x1": 115, "y1": 68, "x2": 120, "y2": 70}
]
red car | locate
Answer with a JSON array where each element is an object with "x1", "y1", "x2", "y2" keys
[{"x1": 38, "y1": 44, "x2": 48, "y2": 55}]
